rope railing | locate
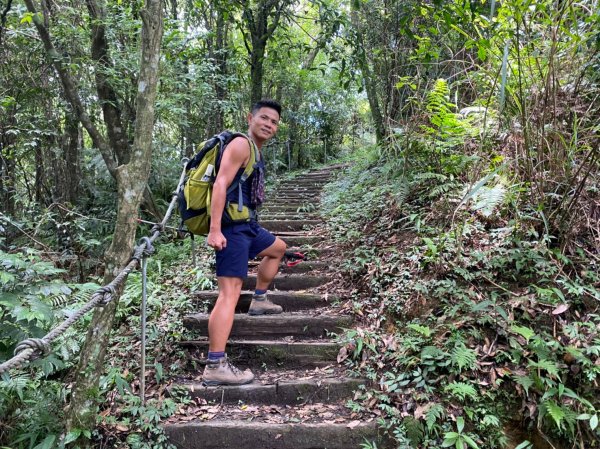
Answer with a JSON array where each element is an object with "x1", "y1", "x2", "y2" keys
[{"x1": 0, "y1": 160, "x2": 189, "y2": 381}]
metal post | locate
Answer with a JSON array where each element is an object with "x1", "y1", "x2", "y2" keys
[
  {"x1": 191, "y1": 237, "x2": 197, "y2": 266},
  {"x1": 140, "y1": 256, "x2": 148, "y2": 405}
]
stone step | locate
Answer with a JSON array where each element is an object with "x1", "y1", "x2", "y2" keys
[
  {"x1": 270, "y1": 194, "x2": 321, "y2": 199},
  {"x1": 275, "y1": 235, "x2": 323, "y2": 247},
  {"x1": 261, "y1": 219, "x2": 321, "y2": 232},
  {"x1": 262, "y1": 206, "x2": 319, "y2": 214},
  {"x1": 177, "y1": 376, "x2": 363, "y2": 405},
  {"x1": 269, "y1": 190, "x2": 321, "y2": 196},
  {"x1": 242, "y1": 274, "x2": 328, "y2": 290},
  {"x1": 165, "y1": 420, "x2": 387, "y2": 449},
  {"x1": 281, "y1": 246, "x2": 335, "y2": 258},
  {"x1": 192, "y1": 291, "x2": 332, "y2": 313},
  {"x1": 288, "y1": 182, "x2": 329, "y2": 188},
  {"x1": 265, "y1": 260, "x2": 331, "y2": 274},
  {"x1": 183, "y1": 313, "x2": 352, "y2": 339},
  {"x1": 267, "y1": 200, "x2": 320, "y2": 208},
  {"x1": 179, "y1": 339, "x2": 340, "y2": 368},
  {"x1": 260, "y1": 214, "x2": 320, "y2": 221},
  {"x1": 271, "y1": 187, "x2": 322, "y2": 194}
]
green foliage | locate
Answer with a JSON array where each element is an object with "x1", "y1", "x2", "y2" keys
[
  {"x1": 326, "y1": 86, "x2": 599, "y2": 447},
  {"x1": 1, "y1": 249, "x2": 66, "y2": 360}
]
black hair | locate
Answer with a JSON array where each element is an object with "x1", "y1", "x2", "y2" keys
[{"x1": 251, "y1": 99, "x2": 282, "y2": 117}]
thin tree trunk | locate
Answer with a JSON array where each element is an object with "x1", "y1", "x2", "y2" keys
[
  {"x1": 351, "y1": 9, "x2": 386, "y2": 144},
  {"x1": 241, "y1": 0, "x2": 288, "y2": 105},
  {"x1": 65, "y1": 0, "x2": 163, "y2": 434}
]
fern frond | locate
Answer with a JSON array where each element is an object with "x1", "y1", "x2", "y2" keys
[
  {"x1": 450, "y1": 343, "x2": 477, "y2": 372},
  {"x1": 542, "y1": 401, "x2": 566, "y2": 429},
  {"x1": 471, "y1": 184, "x2": 506, "y2": 217},
  {"x1": 425, "y1": 403, "x2": 444, "y2": 430},
  {"x1": 412, "y1": 172, "x2": 448, "y2": 183},
  {"x1": 444, "y1": 381, "x2": 478, "y2": 401}
]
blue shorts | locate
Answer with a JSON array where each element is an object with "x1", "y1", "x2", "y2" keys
[{"x1": 215, "y1": 221, "x2": 276, "y2": 278}]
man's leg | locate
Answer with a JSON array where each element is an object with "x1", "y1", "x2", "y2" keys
[
  {"x1": 256, "y1": 237, "x2": 286, "y2": 290},
  {"x1": 203, "y1": 276, "x2": 254, "y2": 386},
  {"x1": 208, "y1": 276, "x2": 243, "y2": 352},
  {"x1": 248, "y1": 237, "x2": 286, "y2": 316}
]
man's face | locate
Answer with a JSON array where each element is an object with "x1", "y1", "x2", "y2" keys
[{"x1": 248, "y1": 107, "x2": 280, "y2": 142}]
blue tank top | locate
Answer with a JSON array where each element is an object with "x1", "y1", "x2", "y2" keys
[{"x1": 225, "y1": 157, "x2": 265, "y2": 209}]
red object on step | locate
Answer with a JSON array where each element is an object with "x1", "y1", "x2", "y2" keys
[{"x1": 284, "y1": 251, "x2": 306, "y2": 267}]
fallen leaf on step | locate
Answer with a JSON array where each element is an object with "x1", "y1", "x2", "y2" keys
[
  {"x1": 337, "y1": 346, "x2": 348, "y2": 363},
  {"x1": 552, "y1": 303, "x2": 569, "y2": 315},
  {"x1": 346, "y1": 420, "x2": 362, "y2": 429}
]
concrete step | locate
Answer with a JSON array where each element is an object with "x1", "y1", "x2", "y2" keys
[
  {"x1": 192, "y1": 291, "x2": 332, "y2": 313},
  {"x1": 265, "y1": 198, "x2": 320, "y2": 208},
  {"x1": 271, "y1": 187, "x2": 322, "y2": 194},
  {"x1": 165, "y1": 420, "x2": 387, "y2": 449},
  {"x1": 179, "y1": 339, "x2": 340, "y2": 368},
  {"x1": 260, "y1": 213, "x2": 320, "y2": 221},
  {"x1": 261, "y1": 219, "x2": 321, "y2": 232},
  {"x1": 262, "y1": 206, "x2": 319, "y2": 214},
  {"x1": 242, "y1": 273, "x2": 329, "y2": 290},
  {"x1": 265, "y1": 260, "x2": 331, "y2": 274},
  {"x1": 287, "y1": 182, "x2": 329, "y2": 188},
  {"x1": 177, "y1": 376, "x2": 364, "y2": 405},
  {"x1": 275, "y1": 235, "x2": 323, "y2": 247},
  {"x1": 183, "y1": 313, "x2": 352, "y2": 339}
]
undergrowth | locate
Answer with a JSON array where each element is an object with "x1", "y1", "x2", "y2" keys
[
  {"x1": 323, "y1": 102, "x2": 600, "y2": 448},
  {"x1": 1, "y1": 236, "x2": 213, "y2": 448}
]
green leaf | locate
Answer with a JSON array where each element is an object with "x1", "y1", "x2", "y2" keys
[
  {"x1": 407, "y1": 323, "x2": 432, "y2": 337},
  {"x1": 32, "y1": 435, "x2": 57, "y2": 449},
  {"x1": 462, "y1": 434, "x2": 480, "y2": 449},
  {"x1": 442, "y1": 433, "x2": 458, "y2": 447},
  {"x1": 20, "y1": 12, "x2": 34, "y2": 24},
  {"x1": 590, "y1": 414, "x2": 598, "y2": 431},
  {"x1": 513, "y1": 374, "x2": 534, "y2": 396},
  {"x1": 456, "y1": 416, "x2": 465, "y2": 433},
  {"x1": 514, "y1": 441, "x2": 533, "y2": 449},
  {"x1": 63, "y1": 429, "x2": 81, "y2": 444},
  {"x1": 545, "y1": 401, "x2": 565, "y2": 429},
  {"x1": 510, "y1": 325, "x2": 535, "y2": 343}
]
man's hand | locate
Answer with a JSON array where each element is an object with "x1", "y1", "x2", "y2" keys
[{"x1": 207, "y1": 230, "x2": 227, "y2": 251}]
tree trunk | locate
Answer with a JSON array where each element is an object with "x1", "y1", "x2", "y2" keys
[
  {"x1": 62, "y1": 113, "x2": 81, "y2": 205},
  {"x1": 350, "y1": 9, "x2": 386, "y2": 144},
  {"x1": 241, "y1": 0, "x2": 288, "y2": 105},
  {"x1": 61, "y1": 0, "x2": 164, "y2": 435}
]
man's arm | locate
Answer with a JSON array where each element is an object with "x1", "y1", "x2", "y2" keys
[{"x1": 206, "y1": 137, "x2": 251, "y2": 251}]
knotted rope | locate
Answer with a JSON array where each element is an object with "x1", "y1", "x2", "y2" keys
[{"x1": 0, "y1": 161, "x2": 188, "y2": 375}]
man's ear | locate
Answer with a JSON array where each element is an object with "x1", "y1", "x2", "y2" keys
[{"x1": 247, "y1": 112, "x2": 253, "y2": 124}]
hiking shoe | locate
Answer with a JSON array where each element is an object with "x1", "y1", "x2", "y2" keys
[
  {"x1": 202, "y1": 355, "x2": 254, "y2": 386},
  {"x1": 248, "y1": 293, "x2": 283, "y2": 316}
]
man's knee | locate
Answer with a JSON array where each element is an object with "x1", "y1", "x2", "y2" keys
[
  {"x1": 271, "y1": 237, "x2": 286, "y2": 259},
  {"x1": 259, "y1": 237, "x2": 286, "y2": 259},
  {"x1": 217, "y1": 277, "x2": 243, "y2": 301}
]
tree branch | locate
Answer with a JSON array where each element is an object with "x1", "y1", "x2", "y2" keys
[
  {"x1": 23, "y1": 0, "x2": 117, "y2": 177},
  {"x1": 86, "y1": 0, "x2": 130, "y2": 165}
]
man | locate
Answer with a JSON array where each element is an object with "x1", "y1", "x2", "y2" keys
[{"x1": 203, "y1": 99, "x2": 286, "y2": 386}]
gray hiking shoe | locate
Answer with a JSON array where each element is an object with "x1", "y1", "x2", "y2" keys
[
  {"x1": 202, "y1": 355, "x2": 254, "y2": 386},
  {"x1": 248, "y1": 293, "x2": 283, "y2": 316}
]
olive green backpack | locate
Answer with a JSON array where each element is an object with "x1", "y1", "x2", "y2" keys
[{"x1": 177, "y1": 131, "x2": 258, "y2": 235}]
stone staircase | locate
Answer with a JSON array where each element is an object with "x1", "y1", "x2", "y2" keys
[{"x1": 164, "y1": 167, "x2": 388, "y2": 449}]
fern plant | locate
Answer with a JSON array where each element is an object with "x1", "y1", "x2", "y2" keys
[{"x1": 423, "y1": 79, "x2": 466, "y2": 143}]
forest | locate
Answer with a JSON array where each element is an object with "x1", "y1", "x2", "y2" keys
[{"x1": 1, "y1": 0, "x2": 599, "y2": 448}]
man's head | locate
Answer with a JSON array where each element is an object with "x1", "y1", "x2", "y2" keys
[
  {"x1": 250, "y1": 99, "x2": 282, "y2": 118},
  {"x1": 247, "y1": 99, "x2": 282, "y2": 146}
]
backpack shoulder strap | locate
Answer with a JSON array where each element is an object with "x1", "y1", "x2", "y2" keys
[{"x1": 216, "y1": 132, "x2": 258, "y2": 181}]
